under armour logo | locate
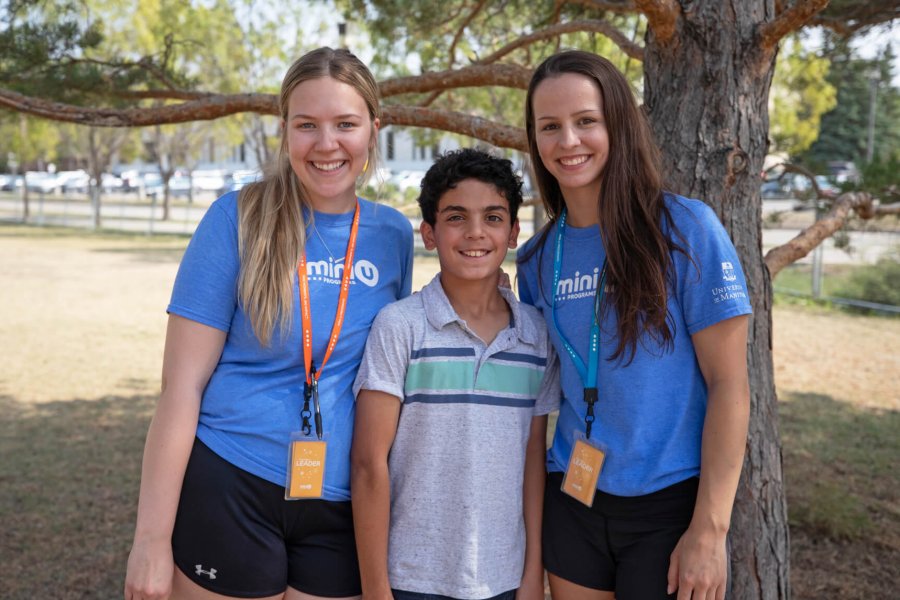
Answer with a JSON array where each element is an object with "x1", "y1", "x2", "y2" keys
[{"x1": 195, "y1": 564, "x2": 217, "y2": 579}]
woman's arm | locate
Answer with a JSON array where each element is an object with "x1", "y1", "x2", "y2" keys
[
  {"x1": 351, "y1": 390, "x2": 401, "y2": 600},
  {"x1": 124, "y1": 315, "x2": 226, "y2": 600},
  {"x1": 517, "y1": 414, "x2": 548, "y2": 600},
  {"x1": 668, "y1": 314, "x2": 750, "y2": 600}
]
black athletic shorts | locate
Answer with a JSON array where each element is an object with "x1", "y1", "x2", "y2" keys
[
  {"x1": 543, "y1": 471, "x2": 699, "y2": 599},
  {"x1": 172, "y1": 438, "x2": 361, "y2": 598}
]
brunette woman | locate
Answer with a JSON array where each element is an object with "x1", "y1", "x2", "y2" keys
[{"x1": 518, "y1": 50, "x2": 751, "y2": 600}]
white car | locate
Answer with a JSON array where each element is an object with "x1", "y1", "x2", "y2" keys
[
  {"x1": 191, "y1": 169, "x2": 228, "y2": 193},
  {"x1": 390, "y1": 170, "x2": 427, "y2": 192},
  {"x1": 24, "y1": 171, "x2": 63, "y2": 194}
]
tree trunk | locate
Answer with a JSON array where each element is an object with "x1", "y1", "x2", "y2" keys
[
  {"x1": 18, "y1": 114, "x2": 29, "y2": 222},
  {"x1": 643, "y1": 2, "x2": 789, "y2": 598},
  {"x1": 162, "y1": 186, "x2": 171, "y2": 221},
  {"x1": 89, "y1": 184, "x2": 101, "y2": 229},
  {"x1": 87, "y1": 128, "x2": 104, "y2": 230},
  {"x1": 21, "y1": 172, "x2": 30, "y2": 223}
]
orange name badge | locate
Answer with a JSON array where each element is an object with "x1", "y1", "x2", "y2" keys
[
  {"x1": 286, "y1": 440, "x2": 326, "y2": 500},
  {"x1": 561, "y1": 438, "x2": 605, "y2": 507}
]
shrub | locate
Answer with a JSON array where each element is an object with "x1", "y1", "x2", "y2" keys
[{"x1": 832, "y1": 253, "x2": 900, "y2": 311}]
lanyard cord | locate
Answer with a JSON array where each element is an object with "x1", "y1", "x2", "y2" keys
[
  {"x1": 550, "y1": 209, "x2": 607, "y2": 438},
  {"x1": 297, "y1": 200, "x2": 361, "y2": 439}
]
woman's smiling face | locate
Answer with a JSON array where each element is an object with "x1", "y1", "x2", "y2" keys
[
  {"x1": 285, "y1": 76, "x2": 377, "y2": 213},
  {"x1": 532, "y1": 72, "x2": 609, "y2": 205}
]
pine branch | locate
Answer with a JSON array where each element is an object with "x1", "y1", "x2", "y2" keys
[
  {"x1": 418, "y1": 0, "x2": 490, "y2": 108},
  {"x1": 562, "y1": 0, "x2": 637, "y2": 14},
  {"x1": 476, "y1": 19, "x2": 643, "y2": 63},
  {"x1": 633, "y1": 0, "x2": 679, "y2": 44},
  {"x1": 758, "y1": 0, "x2": 829, "y2": 50},
  {"x1": 765, "y1": 191, "x2": 899, "y2": 277},
  {"x1": 379, "y1": 63, "x2": 533, "y2": 97},
  {"x1": 383, "y1": 106, "x2": 526, "y2": 151}
]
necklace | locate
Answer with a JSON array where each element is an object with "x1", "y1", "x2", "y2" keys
[{"x1": 309, "y1": 223, "x2": 336, "y2": 261}]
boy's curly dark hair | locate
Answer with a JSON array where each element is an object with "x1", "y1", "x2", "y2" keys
[{"x1": 417, "y1": 148, "x2": 524, "y2": 226}]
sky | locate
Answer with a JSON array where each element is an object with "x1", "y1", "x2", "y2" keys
[{"x1": 805, "y1": 22, "x2": 899, "y2": 86}]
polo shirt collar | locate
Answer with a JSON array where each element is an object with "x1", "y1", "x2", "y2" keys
[{"x1": 421, "y1": 273, "x2": 540, "y2": 347}]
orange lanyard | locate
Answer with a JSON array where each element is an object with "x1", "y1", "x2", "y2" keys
[{"x1": 297, "y1": 200, "x2": 361, "y2": 388}]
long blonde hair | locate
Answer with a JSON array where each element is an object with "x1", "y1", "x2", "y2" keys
[{"x1": 237, "y1": 47, "x2": 381, "y2": 345}]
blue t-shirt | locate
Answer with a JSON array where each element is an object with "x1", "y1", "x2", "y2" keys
[
  {"x1": 168, "y1": 191, "x2": 414, "y2": 500},
  {"x1": 517, "y1": 194, "x2": 751, "y2": 497}
]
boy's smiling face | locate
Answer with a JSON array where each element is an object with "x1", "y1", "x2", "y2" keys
[{"x1": 420, "y1": 178, "x2": 520, "y2": 285}]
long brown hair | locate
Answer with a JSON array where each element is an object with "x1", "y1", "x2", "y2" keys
[
  {"x1": 237, "y1": 47, "x2": 380, "y2": 345},
  {"x1": 520, "y1": 50, "x2": 687, "y2": 363}
]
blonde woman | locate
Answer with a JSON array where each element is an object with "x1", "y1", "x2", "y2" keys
[{"x1": 124, "y1": 47, "x2": 413, "y2": 600}]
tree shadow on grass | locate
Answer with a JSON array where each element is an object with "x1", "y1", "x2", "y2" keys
[
  {"x1": 0, "y1": 394, "x2": 155, "y2": 600},
  {"x1": 779, "y1": 391, "x2": 900, "y2": 599}
]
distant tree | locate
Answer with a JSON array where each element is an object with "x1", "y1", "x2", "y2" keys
[
  {"x1": 0, "y1": 112, "x2": 60, "y2": 220},
  {"x1": 769, "y1": 35, "x2": 837, "y2": 157},
  {"x1": 801, "y1": 35, "x2": 900, "y2": 168}
]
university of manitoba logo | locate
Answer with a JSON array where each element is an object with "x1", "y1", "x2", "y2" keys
[
  {"x1": 306, "y1": 257, "x2": 379, "y2": 287},
  {"x1": 721, "y1": 261, "x2": 737, "y2": 282},
  {"x1": 195, "y1": 564, "x2": 217, "y2": 579}
]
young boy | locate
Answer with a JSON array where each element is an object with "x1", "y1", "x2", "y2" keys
[{"x1": 351, "y1": 148, "x2": 559, "y2": 600}]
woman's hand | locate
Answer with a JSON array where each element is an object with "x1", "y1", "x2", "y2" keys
[
  {"x1": 124, "y1": 536, "x2": 174, "y2": 600},
  {"x1": 667, "y1": 523, "x2": 728, "y2": 600}
]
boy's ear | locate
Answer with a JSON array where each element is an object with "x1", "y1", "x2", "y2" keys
[
  {"x1": 420, "y1": 220, "x2": 437, "y2": 251},
  {"x1": 507, "y1": 219, "x2": 520, "y2": 249}
]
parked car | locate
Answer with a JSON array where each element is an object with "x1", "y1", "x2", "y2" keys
[
  {"x1": 100, "y1": 173, "x2": 124, "y2": 192},
  {"x1": 145, "y1": 173, "x2": 192, "y2": 199},
  {"x1": 191, "y1": 169, "x2": 228, "y2": 193},
  {"x1": 216, "y1": 169, "x2": 263, "y2": 196},
  {"x1": 24, "y1": 171, "x2": 63, "y2": 194},
  {"x1": 790, "y1": 175, "x2": 841, "y2": 210},
  {"x1": 116, "y1": 169, "x2": 144, "y2": 193},
  {"x1": 760, "y1": 177, "x2": 791, "y2": 199},
  {"x1": 390, "y1": 170, "x2": 427, "y2": 192},
  {"x1": 814, "y1": 175, "x2": 840, "y2": 199},
  {"x1": 0, "y1": 174, "x2": 22, "y2": 191},
  {"x1": 826, "y1": 161, "x2": 860, "y2": 184}
]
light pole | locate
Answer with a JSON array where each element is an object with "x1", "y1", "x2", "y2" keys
[{"x1": 866, "y1": 67, "x2": 879, "y2": 164}]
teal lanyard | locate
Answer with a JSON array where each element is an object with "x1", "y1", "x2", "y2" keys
[{"x1": 550, "y1": 209, "x2": 607, "y2": 438}]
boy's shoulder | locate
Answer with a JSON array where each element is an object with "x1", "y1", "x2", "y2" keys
[
  {"x1": 507, "y1": 291, "x2": 544, "y2": 325},
  {"x1": 374, "y1": 289, "x2": 426, "y2": 325}
]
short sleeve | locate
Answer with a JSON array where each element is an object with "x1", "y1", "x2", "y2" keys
[
  {"x1": 533, "y1": 340, "x2": 560, "y2": 416},
  {"x1": 400, "y1": 224, "x2": 414, "y2": 298},
  {"x1": 167, "y1": 198, "x2": 240, "y2": 332},
  {"x1": 353, "y1": 302, "x2": 413, "y2": 400},
  {"x1": 671, "y1": 200, "x2": 752, "y2": 335}
]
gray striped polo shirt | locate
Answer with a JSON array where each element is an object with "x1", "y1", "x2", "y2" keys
[{"x1": 354, "y1": 274, "x2": 559, "y2": 599}]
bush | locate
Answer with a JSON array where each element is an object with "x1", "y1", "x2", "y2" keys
[{"x1": 832, "y1": 253, "x2": 900, "y2": 310}]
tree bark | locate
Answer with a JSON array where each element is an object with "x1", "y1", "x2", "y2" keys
[{"x1": 643, "y1": 1, "x2": 789, "y2": 598}]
